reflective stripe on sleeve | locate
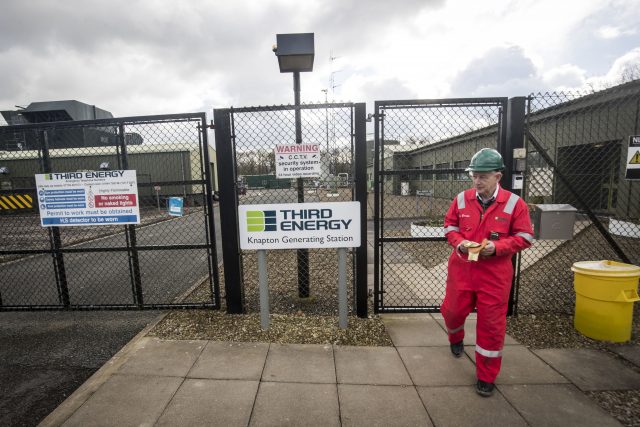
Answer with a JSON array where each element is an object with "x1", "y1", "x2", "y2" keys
[
  {"x1": 515, "y1": 232, "x2": 534, "y2": 242},
  {"x1": 457, "y1": 192, "x2": 466, "y2": 209},
  {"x1": 503, "y1": 193, "x2": 520, "y2": 214},
  {"x1": 448, "y1": 324, "x2": 464, "y2": 334},
  {"x1": 445, "y1": 226, "x2": 460, "y2": 234},
  {"x1": 475, "y1": 344, "x2": 502, "y2": 358}
]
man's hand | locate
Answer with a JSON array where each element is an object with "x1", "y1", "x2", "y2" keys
[
  {"x1": 480, "y1": 240, "x2": 496, "y2": 256},
  {"x1": 457, "y1": 240, "x2": 472, "y2": 254}
]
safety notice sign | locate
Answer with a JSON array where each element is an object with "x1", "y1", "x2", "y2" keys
[
  {"x1": 274, "y1": 144, "x2": 321, "y2": 178},
  {"x1": 626, "y1": 135, "x2": 640, "y2": 180},
  {"x1": 35, "y1": 170, "x2": 140, "y2": 226}
]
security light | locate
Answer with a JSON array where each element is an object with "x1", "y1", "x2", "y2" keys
[
  {"x1": 0, "y1": 166, "x2": 9, "y2": 175},
  {"x1": 99, "y1": 162, "x2": 110, "y2": 170},
  {"x1": 274, "y1": 33, "x2": 315, "y2": 73}
]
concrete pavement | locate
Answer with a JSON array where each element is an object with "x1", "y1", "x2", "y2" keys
[{"x1": 39, "y1": 313, "x2": 640, "y2": 426}]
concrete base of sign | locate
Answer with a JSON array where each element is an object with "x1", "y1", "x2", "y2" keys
[{"x1": 410, "y1": 222, "x2": 445, "y2": 238}]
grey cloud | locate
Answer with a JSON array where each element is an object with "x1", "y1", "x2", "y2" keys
[
  {"x1": 448, "y1": 46, "x2": 538, "y2": 97},
  {"x1": 309, "y1": 0, "x2": 444, "y2": 56}
]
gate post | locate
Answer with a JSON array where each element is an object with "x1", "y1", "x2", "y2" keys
[
  {"x1": 503, "y1": 97, "x2": 526, "y2": 195},
  {"x1": 119, "y1": 123, "x2": 144, "y2": 307},
  {"x1": 505, "y1": 97, "x2": 527, "y2": 316},
  {"x1": 41, "y1": 129, "x2": 70, "y2": 307},
  {"x1": 214, "y1": 108, "x2": 244, "y2": 313},
  {"x1": 354, "y1": 103, "x2": 368, "y2": 318}
]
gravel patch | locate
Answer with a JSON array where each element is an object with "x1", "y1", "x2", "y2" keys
[
  {"x1": 585, "y1": 390, "x2": 640, "y2": 427},
  {"x1": 506, "y1": 313, "x2": 640, "y2": 350},
  {"x1": 148, "y1": 310, "x2": 392, "y2": 346}
]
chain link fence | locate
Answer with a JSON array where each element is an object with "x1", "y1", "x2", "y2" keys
[
  {"x1": 0, "y1": 114, "x2": 219, "y2": 309},
  {"x1": 374, "y1": 99, "x2": 506, "y2": 311},
  {"x1": 229, "y1": 103, "x2": 356, "y2": 315},
  {"x1": 518, "y1": 82, "x2": 640, "y2": 314}
]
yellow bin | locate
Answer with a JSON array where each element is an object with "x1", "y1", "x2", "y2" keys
[{"x1": 572, "y1": 260, "x2": 640, "y2": 342}]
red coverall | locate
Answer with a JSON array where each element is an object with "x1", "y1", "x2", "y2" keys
[{"x1": 441, "y1": 186, "x2": 533, "y2": 383}]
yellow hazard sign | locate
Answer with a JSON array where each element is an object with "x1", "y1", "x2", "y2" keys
[
  {"x1": 626, "y1": 135, "x2": 640, "y2": 180},
  {"x1": 0, "y1": 194, "x2": 33, "y2": 210}
]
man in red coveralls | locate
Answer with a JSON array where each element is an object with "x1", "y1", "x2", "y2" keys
[{"x1": 441, "y1": 148, "x2": 533, "y2": 397}]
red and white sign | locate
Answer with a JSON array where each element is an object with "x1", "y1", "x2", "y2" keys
[
  {"x1": 95, "y1": 194, "x2": 137, "y2": 208},
  {"x1": 275, "y1": 144, "x2": 321, "y2": 179}
]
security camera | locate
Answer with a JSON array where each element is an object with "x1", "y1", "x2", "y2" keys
[
  {"x1": 0, "y1": 166, "x2": 9, "y2": 175},
  {"x1": 272, "y1": 44, "x2": 277, "y2": 53}
]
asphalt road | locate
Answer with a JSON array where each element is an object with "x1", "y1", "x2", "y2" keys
[{"x1": 0, "y1": 310, "x2": 161, "y2": 426}]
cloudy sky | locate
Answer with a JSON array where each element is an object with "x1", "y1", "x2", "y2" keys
[{"x1": 1, "y1": 0, "x2": 639, "y2": 119}]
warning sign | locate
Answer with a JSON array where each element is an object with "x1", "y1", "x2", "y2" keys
[
  {"x1": 274, "y1": 144, "x2": 321, "y2": 179},
  {"x1": 626, "y1": 135, "x2": 640, "y2": 180},
  {"x1": 35, "y1": 170, "x2": 140, "y2": 226}
]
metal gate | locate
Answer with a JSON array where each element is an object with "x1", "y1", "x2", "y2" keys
[
  {"x1": 213, "y1": 103, "x2": 368, "y2": 316},
  {"x1": 373, "y1": 98, "x2": 508, "y2": 313},
  {"x1": 516, "y1": 85, "x2": 640, "y2": 315},
  {"x1": 0, "y1": 113, "x2": 220, "y2": 309}
]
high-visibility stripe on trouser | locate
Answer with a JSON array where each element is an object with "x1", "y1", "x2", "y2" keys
[
  {"x1": 475, "y1": 287, "x2": 509, "y2": 383},
  {"x1": 440, "y1": 288, "x2": 476, "y2": 344}
]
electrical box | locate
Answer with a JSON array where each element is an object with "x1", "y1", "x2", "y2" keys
[
  {"x1": 533, "y1": 204, "x2": 577, "y2": 240},
  {"x1": 513, "y1": 148, "x2": 527, "y2": 159},
  {"x1": 512, "y1": 173, "x2": 524, "y2": 190}
]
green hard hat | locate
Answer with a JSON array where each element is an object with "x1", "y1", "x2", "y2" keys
[{"x1": 465, "y1": 148, "x2": 505, "y2": 172}]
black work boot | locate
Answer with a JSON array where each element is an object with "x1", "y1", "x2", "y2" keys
[
  {"x1": 450, "y1": 340, "x2": 464, "y2": 357},
  {"x1": 476, "y1": 379, "x2": 495, "y2": 397}
]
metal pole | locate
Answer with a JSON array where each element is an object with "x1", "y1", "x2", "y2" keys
[
  {"x1": 505, "y1": 97, "x2": 525, "y2": 316},
  {"x1": 354, "y1": 103, "x2": 368, "y2": 318},
  {"x1": 214, "y1": 108, "x2": 244, "y2": 313},
  {"x1": 294, "y1": 71, "x2": 310, "y2": 298},
  {"x1": 120, "y1": 123, "x2": 143, "y2": 307},
  {"x1": 41, "y1": 130, "x2": 70, "y2": 307},
  {"x1": 258, "y1": 249, "x2": 270, "y2": 329},
  {"x1": 338, "y1": 247, "x2": 348, "y2": 329}
]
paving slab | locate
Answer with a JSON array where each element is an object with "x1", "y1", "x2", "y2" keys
[
  {"x1": 534, "y1": 348, "x2": 640, "y2": 391},
  {"x1": 188, "y1": 341, "x2": 269, "y2": 380},
  {"x1": 434, "y1": 318, "x2": 519, "y2": 345},
  {"x1": 249, "y1": 382, "x2": 339, "y2": 427},
  {"x1": 465, "y1": 345, "x2": 569, "y2": 384},
  {"x1": 608, "y1": 344, "x2": 640, "y2": 367},
  {"x1": 334, "y1": 346, "x2": 412, "y2": 385},
  {"x1": 117, "y1": 337, "x2": 206, "y2": 377},
  {"x1": 262, "y1": 343, "x2": 335, "y2": 383},
  {"x1": 381, "y1": 317, "x2": 450, "y2": 346},
  {"x1": 155, "y1": 379, "x2": 259, "y2": 426},
  {"x1": 61, "y1": 374, "x2": 183, "y2": 427},
  {"x1": 500, "y1": 384, "x2": 622, "y2": 426},
  {"x1": 338, "y1": 384, "x2": 433, "y2": 426},
  {"x1": 417, "y1": 385, "x2": 527, "y2": 426},
  {"x1": 397, "y1": 346, "x2": 477, "y2": 386}
]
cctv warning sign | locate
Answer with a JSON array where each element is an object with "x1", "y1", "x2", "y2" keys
[
  {"x1": 626, "y1": 135, "x2": 640, "y2": 180},
  {"x1": 275, "y1": 144, "x2": 321, "y2": 179}
]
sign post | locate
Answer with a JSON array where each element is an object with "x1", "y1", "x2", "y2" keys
[
  {"x1": 239, "y1": 201, "x2": 360, "y2": 329},
  {"x1": 154, "y1": 185, "x2": 161, "y2": 211}
]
